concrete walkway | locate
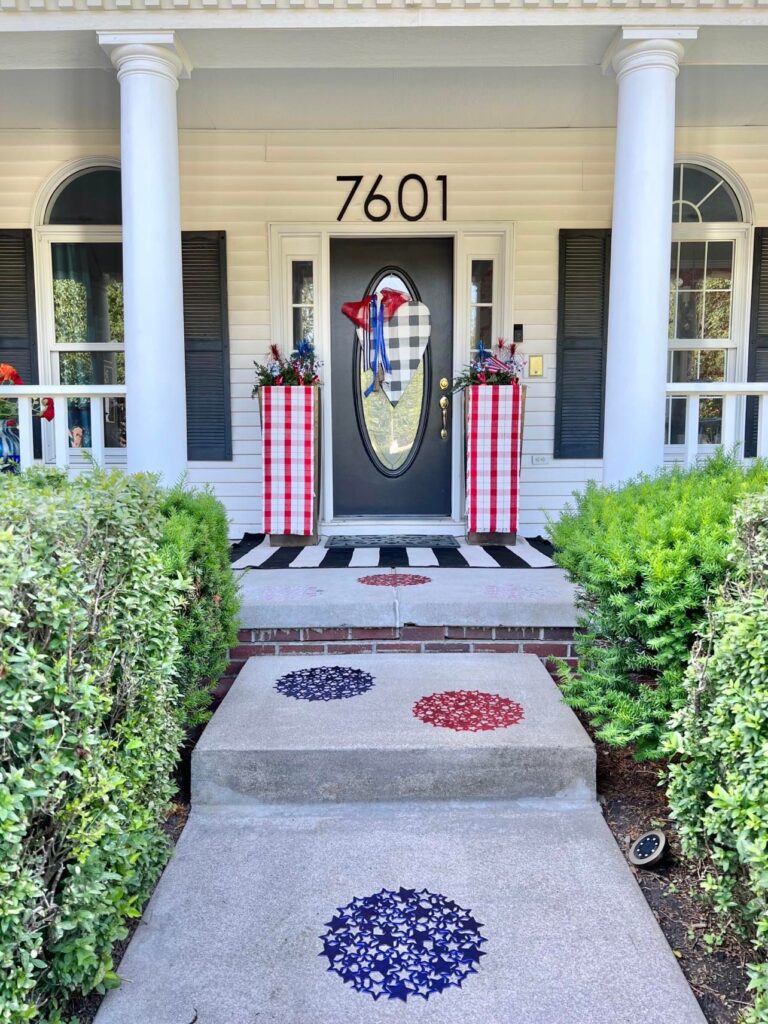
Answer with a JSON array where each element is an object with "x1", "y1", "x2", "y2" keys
[{"x1": 95, "y1": 654, "x2": 706, "y2": 1024}]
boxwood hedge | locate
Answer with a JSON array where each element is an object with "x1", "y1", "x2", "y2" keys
[
  {"x1": 0, "y1": 468, "x2": 238, "y2": 1021},
  {"x1": 549, "y1": 453, "x2": 768, "y2": 759}
]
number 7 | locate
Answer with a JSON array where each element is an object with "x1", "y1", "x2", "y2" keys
[{"x1": 337, "y1": 176, "x2": 364, "y2": 221}]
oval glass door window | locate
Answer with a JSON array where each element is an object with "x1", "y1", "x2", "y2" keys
[{"x1": 356, "y1": 270, "x2": 430, "y2": 476}]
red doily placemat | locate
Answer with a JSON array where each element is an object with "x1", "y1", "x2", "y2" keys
[
  {"x1": 357, "y1": 573, "x2": 432, "y2": 588},
  {"x1": 413, "y1": 690, "x2": 524, "y2": 732}
]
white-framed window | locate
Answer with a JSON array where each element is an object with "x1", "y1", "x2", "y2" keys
[
  {"x1": 666, "y1": 162, "x2": 750, "y2": 449},
  {"x1": 35, "y1": 164, "x2": 126, "y2": 453},
  {"x1": 290, "y1": 260, "x2": 315, "y2": 352}
]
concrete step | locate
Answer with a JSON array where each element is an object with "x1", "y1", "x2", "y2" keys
[
  {"x1": 193, "y1": 654, "x2": 595, "y2": 805},
  {"x1": 236, "y1": 566, "x2": 577, "y2": 629},
  {"x1": 94, "y1": 800, "x2": 706, "y2": 1024}
]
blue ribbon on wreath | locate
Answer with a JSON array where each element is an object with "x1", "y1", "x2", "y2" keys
[{"x1": 364, "y1": 294, "x2": 391, "y2": 397}]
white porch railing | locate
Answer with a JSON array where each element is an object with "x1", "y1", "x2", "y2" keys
[
  {"x1": 2, "y1": 385, "x2": 127, "y2": 470},
  {"x1": 666, "y1": 382, "x2": 768, "y2": 467}
]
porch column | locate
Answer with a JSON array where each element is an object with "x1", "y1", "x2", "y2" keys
[
  {"x1": 100, "y1": 32, "x2": 191, "y2": 481},
  {"x1": 602, "y1": 30, "x2": 694, "y2": 486}
]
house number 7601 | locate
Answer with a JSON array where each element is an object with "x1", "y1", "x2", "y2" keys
[{"x1": 336, "y1": 175, "x2": 448, "y2": 222}]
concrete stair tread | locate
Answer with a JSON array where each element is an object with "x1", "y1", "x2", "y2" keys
[
  {"x1": 94, "y1": 801, "x2": 706, "y2": 1024},
  {"x1": 193, "y1": 654, "x2": 595, "y2": 804},
  {"x1": 237, "y1": 567, "x2": 577, "y2": 629}
]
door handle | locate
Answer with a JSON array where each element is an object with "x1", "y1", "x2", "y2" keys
[{"x1": 439, "y1": 395, "x2": 449, "y2": 440}]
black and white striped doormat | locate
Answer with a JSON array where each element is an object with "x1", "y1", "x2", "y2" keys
[{"x1": 231, "y1": 534, "x2": 556, "y2": 570}]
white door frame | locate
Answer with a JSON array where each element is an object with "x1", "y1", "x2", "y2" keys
[{"x1": 269, "y1": 221, "x2": 515, "y2": 537}]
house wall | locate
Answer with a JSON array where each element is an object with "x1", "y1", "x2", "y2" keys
[{"x1": 1, "y1": 124, "x2": 766, "y2": 537}]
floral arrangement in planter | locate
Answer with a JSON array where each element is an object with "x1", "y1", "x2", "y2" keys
[
  {"x1": 252, "y1": 340, "x2": 321, "y2": 393},
  {"x1": 451, "y1": 338, "x2": 524, "y2": 392}
]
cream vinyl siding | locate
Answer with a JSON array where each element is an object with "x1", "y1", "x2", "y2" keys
[{"x1": 2, "y1": 126, "x2": 765, "y2": 536}]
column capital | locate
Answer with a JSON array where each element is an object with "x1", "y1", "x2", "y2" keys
[
  {"x1": 602, "y1": 28, "x2": 698, "y2": 81},
  {"x1": 98, "y1": 32, "x2": 192, "y2": 85}
]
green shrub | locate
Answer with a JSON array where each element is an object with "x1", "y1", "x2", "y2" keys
[
  {"x1": 158, "y1": 486, "x2": 240, "y2": 726},
  {"x1": 549, "y1": 453, "x2": 768, "y2": 759},
  {"x1": 667, "y1": 494, "x2": 768, "y2": 1023},
  {"x1": 0, "y1": 469, "x2": 183, "y2": 1023}
]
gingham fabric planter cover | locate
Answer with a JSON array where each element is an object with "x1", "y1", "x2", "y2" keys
[
  {"x1": 260, "y1": 385, "x2": 317, "y2": 536},
  {"x1": 465, "y1": 384, "x2": 523, "y2": 535}
]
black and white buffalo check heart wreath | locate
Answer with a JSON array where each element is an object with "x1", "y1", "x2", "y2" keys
[
  {"x1": 350, "y1": 298, "x2": 432, "y2": 407},
  {"x1": 381, "y1": 301, "x2": 431, "y2": 406}
]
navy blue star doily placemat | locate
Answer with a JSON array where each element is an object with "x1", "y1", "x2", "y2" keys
[{"x1": 320, "y1": 887, "x2": 487, "y2": 1001}]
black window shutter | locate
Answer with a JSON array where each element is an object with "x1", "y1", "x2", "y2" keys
[
  {"x1": 745, "y1": 228, "x2": 768, "y2": 458},
  {"x1": 554, "y1": 229, "x2": 610, "y2": 459},
  {"x1": 181, "y1": 231, "x2": 232, "y2": 461},
  {"x1": 0, "y1": 230, "x2": 38, "y2": 384}
]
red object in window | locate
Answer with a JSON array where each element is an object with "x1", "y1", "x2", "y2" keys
[
  {"x1": 0, "y1": 363, "x2": 55, "y2": 420},
  {"x1": 413, "y1": 690, "x2": 524, "y2": 732},
  {"x1": 357, "y1": 573, "x2": 431, "y2": 587}
]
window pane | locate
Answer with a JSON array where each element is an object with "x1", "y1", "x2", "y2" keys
[
  {"x1": 669, "y1": 349, "x2": 726, "y2": 383},
  {"x1": 705, "y1": 242, "x2": 733, "y2": 287},
  {"x1": 59, "y1": 351, "x2": 125, "y2": 386},
  {"x1": 293, "y1": 306, "x2": 314, "y2": 348},
  {"x1": 676, "y1": 292, "x2": 702, "y2": 340},
  {"x1": 699, "y1": 398, "x2": 723, "y2": 444},
  {"x1": 470, "y1": 305, "x2": 493, "y2": 353},
  {"x1": 666, "y1": 397, "x2": 687, "y2": 445},
  {"x1": 699, "y1": 182, "x2": 741, "y2": 223},
  {"x1": 678, "y1": 242, "x2": 706, "y2": 289},
  {"x1": 292, "y1": 261, "x2": 314, "y2": 305},
  {"x1": 64, "y1": 396, "x2": 126, "y2": 450},
  {"x1": 52, "y1": 243, "x2": 123, "y2": 345},
  {"x1": 471, "y1": 260, "x2": 493, "y2": 304}
]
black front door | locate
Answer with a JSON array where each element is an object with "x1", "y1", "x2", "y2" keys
[{"x1": 331, "y1": 237, "x2": 454, "y2": 517}]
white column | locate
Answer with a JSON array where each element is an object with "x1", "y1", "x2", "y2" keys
[
  {"x1": 100, "y1": 32, "x2": 191, "y2": 481},
  {"x1": 602, "y1": 31, "x2": 693, "y2": 486}
]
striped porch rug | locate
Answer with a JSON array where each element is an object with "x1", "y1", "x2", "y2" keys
[{"x1": 231, "y1": 535, "x2": 556, "y2": 570}]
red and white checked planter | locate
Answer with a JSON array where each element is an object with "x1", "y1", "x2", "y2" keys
[
  {"x1": 465, "y1": 384, "x2": 523, "y2": 537},
  {"x1": 260, "y1": 386, "x2": 318, "y2": 538}
]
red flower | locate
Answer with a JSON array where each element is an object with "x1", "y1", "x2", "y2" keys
[
  {"x1": 497, "y1": 337, "x2": 506, "y2": 351},
  {"x1": 269, "y1": 343, "x2": 281, "y2": 363},
  {"x1": 478, "y1": 371, "x2": 487, "y2": 384}
]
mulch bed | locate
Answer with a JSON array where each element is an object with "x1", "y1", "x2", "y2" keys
[{"x1": 594, "y1": 737, "x2": 753, "y2": 1023}]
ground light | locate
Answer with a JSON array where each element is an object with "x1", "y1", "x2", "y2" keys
[{"x1": 629, "y1": 830, "x2": 668, "y2": 869}]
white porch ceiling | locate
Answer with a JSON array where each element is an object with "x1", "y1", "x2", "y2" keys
[
  {"x1": 3, "y1": 26, "x2": 768, "y2": 71},
  {"x1": 2, "y1": 26, "x2": 768, "y2": 129}
]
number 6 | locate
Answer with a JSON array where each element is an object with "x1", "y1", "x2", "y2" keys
[{"x1": 364, "y1": 175, "x2": 392, "y2": 222}]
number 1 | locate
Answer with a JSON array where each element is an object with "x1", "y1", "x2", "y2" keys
[{"x1": 436, "y1": 175, "x2": 447, "y2": 221}]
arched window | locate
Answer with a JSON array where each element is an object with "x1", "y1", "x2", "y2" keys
[
  {"x1": 672, "y1": 163, "x2": 742, "y2": 224},
  {"x1": 38, "y1": 164, "x2": 125, "y2": 452},
  {"x1": 46, "y1": 168, "x2": 122, "y2": 226},
  {"x1": 667, "y1": 162, "x2": 750, "y2": 450}
]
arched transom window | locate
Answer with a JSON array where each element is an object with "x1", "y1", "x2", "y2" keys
[{"x1": 666, "y1": 162, "x2": 749, "y2": 449}]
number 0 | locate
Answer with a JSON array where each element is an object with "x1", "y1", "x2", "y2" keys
[{"x1": 397, "y1": 174, "x2": 429, "y2": 222}]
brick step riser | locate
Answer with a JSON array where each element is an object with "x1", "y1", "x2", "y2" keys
[{"x1": 218, "y1": 627, "x2": 579, "y2": 702}]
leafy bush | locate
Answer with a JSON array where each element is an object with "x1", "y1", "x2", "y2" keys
[
  {"x1": 667, "y1": 494, "x2": 768, "y2": 1023},
  {"x1": 549, "y1": 453, "x2": 768, "y2": 759},
  {"x1": 158, "y1": 486, "x2": 240, "y2": 726},
  {"x1": 0, "y1": 469, "x2": 183, "y2": 1023}
]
